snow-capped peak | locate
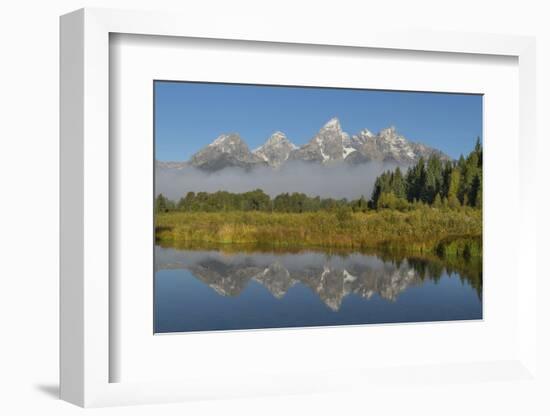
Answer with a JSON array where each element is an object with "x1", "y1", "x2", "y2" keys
[
  {"x1": 359, "y1": 128, "x2": 374, "y2": 138},
  {"x1": 207, "y1": 133, "x2": 246, "y2": 152},
  {"x1": 379, "y1": 126, "x2": 398, "y2": 138},
  {"x1": 321, "y1": 117, "x2": 342, "y2": 130},
  {"x1": 266, "y1": 131, "x2": 290, "y2": 145},
  {"x1": 252, "y1": 131, "x2": 298, "y2": 167},
  {"x1": 209, "y1": 134, "x2": 230, "y2": 147},
  {"x1": 290, "y1": 117, "x2": 352, "y2": 163},
  {"x1": 255, "y1": 131, "x2": 297, "y2": 150},
  {"x1": 190, "y1": 133, "x2": 262, "y2": 171}
]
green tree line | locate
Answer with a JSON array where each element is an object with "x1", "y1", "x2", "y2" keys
[
  {"x1": 155, "y1": 189, "x2": 367, "y2": 214},
  {"x1": 370, "y1": 138, "x2": 482, "y2": 210}
]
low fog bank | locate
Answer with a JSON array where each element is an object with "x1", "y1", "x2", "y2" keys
[{"x1": 155, "y1": 160, "x2": 400, "y2": 201}]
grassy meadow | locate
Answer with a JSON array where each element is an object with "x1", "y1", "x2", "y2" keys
[{"x1": 155, "y1": 206, "x2": 481, "y2": 257}]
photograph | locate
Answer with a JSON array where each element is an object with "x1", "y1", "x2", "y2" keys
[{"x1": 154, "y1": 81, "x2": 483, "y2": 333}]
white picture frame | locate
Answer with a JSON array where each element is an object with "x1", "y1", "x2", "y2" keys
[{"x1": 60, "y1": 7, "x2": 538, "y2": 408}]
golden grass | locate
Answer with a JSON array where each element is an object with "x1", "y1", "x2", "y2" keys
[{"x1": 155, "y1": 207, "x2": 482, "y2": 255}]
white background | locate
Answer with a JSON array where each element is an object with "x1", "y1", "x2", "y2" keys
[{"x1": 0, "y1": 1, "x2": 548, "y2": 415}]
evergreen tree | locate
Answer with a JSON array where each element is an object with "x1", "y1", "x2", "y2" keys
[
  {"x1": 424, "y1": 155, "x2": 443, "y2": 203},
  {"x1": 469, "y1": 174, "x2": 482, "y2": 208},
  {"x1": 155, "y1": 193, "x2": 169, "y2": 213},
  {"x1": 406, "y1": 157, "x2": 427, "y2": 202},
  {"x1": 474, "y1": 136, "x2": 482, "y2": 168},
  {"x1": 447, "y1": 168, "x2": 461, "y2": 203},
  {"x1": 457, "y1": 140, "x2": 481, "y2": 205},
  {"x1": 475, "y1": 180, "x2": 482, "y2": 208},
  {"x1": 392, "y1": 167, "x2": 407, "y2": 199}
]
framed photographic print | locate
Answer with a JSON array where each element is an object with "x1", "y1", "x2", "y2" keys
[
  {"x1": 153, "y1": 81, "x2": 483, "y2": 334},
  {"x1": 60, "y1": 8, "x2": 539, "y2": 408}
]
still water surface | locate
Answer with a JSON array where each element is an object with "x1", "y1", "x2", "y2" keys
[{"x1": 154, "y1": 245, "x2": 482, "y2": 333}]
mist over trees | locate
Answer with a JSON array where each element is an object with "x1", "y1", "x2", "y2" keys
[
  {"x1": 155, "y1": 160, "x2": 395, "y2": 201},
  {"x1": 156, "y1": 139, "x2": 482, "y2": 214}
]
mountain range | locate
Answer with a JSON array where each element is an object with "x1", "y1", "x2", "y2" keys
[{"x1": 157, "y1": 117, "x2": 450, "y2": 172}]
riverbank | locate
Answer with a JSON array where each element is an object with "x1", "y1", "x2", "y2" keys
[{"x1": 155, "y1": 207, "x2": 482, "y2": 257}]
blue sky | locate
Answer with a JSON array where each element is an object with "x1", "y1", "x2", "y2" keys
[{"x1": 155, "y1": 81, "x2": 482, "y2": 161}]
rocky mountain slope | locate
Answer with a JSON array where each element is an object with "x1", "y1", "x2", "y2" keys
[
  {"x1": 189, "y1": 133, "x2": 268, "y2": 171},
  {"x1": 252, "y1": 131, "x2": 298, "y2": 168},
  {"x1": 160, "y1": 118, "x2": 450, "y2": 172}
]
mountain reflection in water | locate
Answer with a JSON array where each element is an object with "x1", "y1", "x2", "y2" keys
[{"x1": 154, "y1": 245, "x2": 482, "y2": 333}]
